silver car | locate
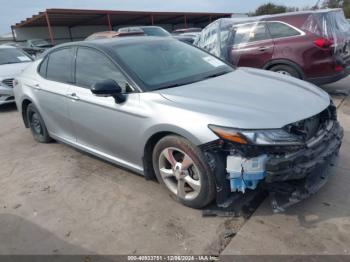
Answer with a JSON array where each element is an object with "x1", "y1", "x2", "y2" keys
[
  {"x1": 0, "y1": 45, "x2": 32, "y2": 106},
  {"x1": 14, "y1": 37, "x2": 343, "y2": 210}
]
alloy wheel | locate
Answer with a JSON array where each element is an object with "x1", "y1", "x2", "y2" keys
[
  {"x1": 30, "y1": 112, "x2": 43, "y2": 135},
  {"x1": 276, "y1": 70, "x2": 292, "y2": 76},
  {"x1": 158, "y1": 147, "x2": 201, "y2": 200}
]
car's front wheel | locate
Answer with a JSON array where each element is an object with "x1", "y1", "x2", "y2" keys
[
  {"x1": 26, "y1": 103, "x2": 52, "y2": 143},
  {"x1": 152, "y1": 135, "x2": 215, "y2": 209}
]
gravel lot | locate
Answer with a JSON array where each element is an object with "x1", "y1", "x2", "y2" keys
[{"x1": 0, "y1": 102, "x2": 244, "y2": 255}]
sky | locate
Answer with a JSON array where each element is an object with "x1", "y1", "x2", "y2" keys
[{"x1": 0, "y1": 0, "x2": 319, "y2": 34}]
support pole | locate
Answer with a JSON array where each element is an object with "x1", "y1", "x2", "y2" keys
[
  {"x1": 68, "y1": 27, "x2": 73, "y2": 42},
  {"x1": 150, "y1": 14, "x2": 154, "y2": 25},
  {"x1": 107, "y1": 13, "x2": 112, "y2": 31},
  {"x1": 45, "y1": 12, "x2": 55, "y2": 45},
  {"x1": 184, "y1": 15, "x2": 188, "y2": 28},
  {"x1": 11, "y1": 26, "x2": 16, "y2": 42}
]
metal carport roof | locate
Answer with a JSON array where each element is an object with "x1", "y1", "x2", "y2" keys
[{"x1": 12, "y1": 8, "x2": 232, "y2": 44}]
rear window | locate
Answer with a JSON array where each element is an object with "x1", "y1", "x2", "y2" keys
[
  {"x1": 301, "y1": 10, "x2": 350, "y2": 40},
  {"x1": 267, "y1": 22, "x2": 301, "y2": 39},
  {"x1": 232, "y1": 22, "x2": 270, "y2": 45},
  {"x1": 46, "y1": 48, "x2": 73, "y2": 83}
]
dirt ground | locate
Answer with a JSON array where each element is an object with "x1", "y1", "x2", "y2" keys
[{"x1": 0, "y1": 102, "x2": 245, "y2": 255}]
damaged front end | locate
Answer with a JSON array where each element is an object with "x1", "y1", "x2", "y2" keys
[{"x1": 201, "y1": 103, "x2": 343, "y2": 213}]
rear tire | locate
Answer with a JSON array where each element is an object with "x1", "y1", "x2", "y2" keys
[
  {"x1": 269, "y1": 64, "x2": 301, "y2": 79},
  {"x1": 26, "y1": 103, "x2": 52, "y2": 143},
  {"x1": 152, "y1": 135, "x2": 216, "y2": 209}
]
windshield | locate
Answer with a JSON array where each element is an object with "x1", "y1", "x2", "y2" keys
[
  {"x1": 0, "y1": 48, "x2": 32, "y2": 65},
  {"x1": 113, "y1": 39, "x2": 233, "y2": 91},
  {"x1": 142, "y1": 27, "x2": 171, "y2": 37},
  {"x1": 31, "y1": 40, "x2": 50, "y2": 46}
]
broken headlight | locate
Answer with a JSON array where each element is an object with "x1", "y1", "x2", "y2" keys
[{"x1": 208, "y1": 125, "x2": 303, "y2": 146}]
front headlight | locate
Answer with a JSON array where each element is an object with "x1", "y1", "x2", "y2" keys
[{"x1": 208, "y1": 125, "x2": 303, "y2": 146}]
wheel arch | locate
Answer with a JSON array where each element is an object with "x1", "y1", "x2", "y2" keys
[
  {"x1": 263, "y1": 59, "x2": 305, "y2": 80},
  {"x1": 21, "y1": 98, "x2": 33, "y2": 128},
  {"x1": 142, "y1": 125, "x2": 203, "y2": 181}
]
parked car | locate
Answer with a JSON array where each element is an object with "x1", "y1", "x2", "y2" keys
[
  {"x1": 0, "y1": 46, "x2": 32, "y2": 106},
  {"x1": 173, "y1": 32, "x2": 201, "y2": 44},
  {"x1": 14, "y1": 37, "x2": 343, "y2": 210},
  {"x1": 118, "y1": 26, "x2": 171, "y2": 37},
  {"x1": 195, "y1": 9, "x2": 350, "y2": 85},
  {"x1": 85, "y1": 31, "x2": 145, "y2": 41},
  {"x1": 24, "y1": 39, "x2": 53, "y2": 56},
  {"x1": 118, "y1": 26, "x2": 198, "y2": 44},
  {"x1": 172, "y1": 28, "x2": 202, "y2": 35}
]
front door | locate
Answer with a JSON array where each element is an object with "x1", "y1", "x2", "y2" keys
[{"x1": 67, "y1": 47, "x2": 142, "y2": 168}]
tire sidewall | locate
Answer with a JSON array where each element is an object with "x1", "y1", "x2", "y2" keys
[
  {"x1": 152, "y1": 135, "x2": 215, "y2": 209},
  {"x1": 26, "y1": 103, "x2": 51, "y2": 143},
  {"x1": 270, "y1": 65, "x2": 300, "y2": 79}
]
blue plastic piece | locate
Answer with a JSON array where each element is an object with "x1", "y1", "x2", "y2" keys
[{"x1": 229, "y1": 171, "x2": 266, "y2": 193}]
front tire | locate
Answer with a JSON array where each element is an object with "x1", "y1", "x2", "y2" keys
[
  {"x1": 26, "y1": 103, "x2": 52, "y2": 143},
  {"x1": 152, "y1": 135, "x2": 215, "y2": 209}
]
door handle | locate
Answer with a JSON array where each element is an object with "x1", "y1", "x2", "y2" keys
[
  {"x1": 258, "y1": 46, "x2": 268, "y2": 52},
  {"x1": 33, "y1": 84, "x2": 41, "y2": 90},
  {"x1": 66, "y1": 93, "x2": 80, "y2": 101}
]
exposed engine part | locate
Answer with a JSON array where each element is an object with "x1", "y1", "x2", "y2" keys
[
  {"x1": 200, "y1": 104, "x2": 343, "y2": 214},
  {"x1": 226, "y1": 154, "x2": 268, "y2": 193}
]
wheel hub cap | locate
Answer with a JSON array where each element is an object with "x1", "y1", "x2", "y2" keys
[{"x1": 158, "y1": 147, "x2": 201, "y2": 200}]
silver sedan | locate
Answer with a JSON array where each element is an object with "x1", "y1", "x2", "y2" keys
[{"x1": 14, "y1": 37, "x2": 343, "y2": 209}]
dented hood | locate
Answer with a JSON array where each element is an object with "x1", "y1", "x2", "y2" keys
[{"x1": 159, "y1": 67, "x2": 330, "y2": 129}]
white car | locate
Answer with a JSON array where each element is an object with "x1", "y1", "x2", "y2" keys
[{"x1": 0, "y1": 45, "x2": 32, "y2": 106}]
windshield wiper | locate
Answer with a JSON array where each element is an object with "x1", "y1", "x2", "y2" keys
[
  {"x1": 0, "y1": 62, "x2": 20, "y2": 65},
  {"x1": 155, "y1": 83, "x2": 184, "y2": 90},
  {"x1": 202, "y1": 71, "x2": 230, "y2": 80}
]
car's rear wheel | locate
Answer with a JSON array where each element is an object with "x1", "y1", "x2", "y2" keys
[
  {"x1": 26, "y1": 103, "x2": 52, "y2": 143},
  {"x1": 152, "y1": 135, "x2": 215, "y2": 209},
  {"x1": 269, "y1": 65, "x2": 300, "y2": 79}
]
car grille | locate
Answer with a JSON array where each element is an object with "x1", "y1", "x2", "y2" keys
[{"x1": 1, "y1": 78, "x2": 14, "y2": 88}]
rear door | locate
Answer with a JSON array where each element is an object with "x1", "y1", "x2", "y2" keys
[
  {"x1": 31, "y1": 47, "x2": 76, "y2": 142},
  {"x1": 228, "y1": 22, "x2": 274, "y2": 68}
]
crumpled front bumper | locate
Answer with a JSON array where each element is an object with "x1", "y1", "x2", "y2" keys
[
  {"x1": 201, "y1": 120, "x2": 343, "y2": 214},
  {"x1": 264, "y1": 121, "x2": 343, "y2": 212}
]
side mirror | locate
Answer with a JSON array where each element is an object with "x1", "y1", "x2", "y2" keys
[{"x1": 90, "y1": 79, "x2": 126, "y2": 103}]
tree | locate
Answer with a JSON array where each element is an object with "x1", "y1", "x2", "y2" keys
[
  {"x1": 254, "y1": 3, "x2": 287, "y2": 16},
  {"x1": 322, "y1": 0, "x2": 350, "y2": 18},
  {"x1": 322, "y1": 0, "x2": 342, "y2": 8}
]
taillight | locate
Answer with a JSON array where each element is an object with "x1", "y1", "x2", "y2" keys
[
  {"x1": 335, "y1": 65, "x2": 344, "y2": 72},
  {"x1": 314, "y1": 38, "x2": 334, "y2": 49}
]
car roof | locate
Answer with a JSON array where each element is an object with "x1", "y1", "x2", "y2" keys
[
  {"x1": 0, "y1": 45, "x2": 16, "y2": 49},
  {"x1": 46, "y1": 36, "x2": 174, "y2": 53},
  {"x1": 224, "y1": 8, "x2": 343, "y2": 24}
]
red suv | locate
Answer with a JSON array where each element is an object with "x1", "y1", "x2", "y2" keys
[{"x1": 195, "y1": 9, "x2": 350, "y2": 85}]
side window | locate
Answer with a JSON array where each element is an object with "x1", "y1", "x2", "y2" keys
[
  {"x1": 267, "y1": 22, "x2": 301, "y2": 39},
  {"x1": 75, "y1": 48, "x2": 132, "y2": 93},
  {"x1": 249, "y1": 23, "x2": 270, "y2": 42},
  {"x1": 38, "y1": 56, "x2": 48, "y2": 78},
  {"x1": 232, "y1": 23, "x2": 270, "y2": 45},
  {"x1": 46, "y1": 48, "x2": 73, "y2": 83}
]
